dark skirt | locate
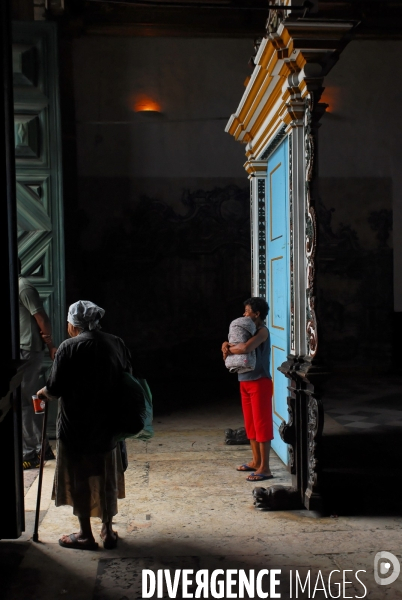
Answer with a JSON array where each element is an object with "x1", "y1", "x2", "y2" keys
[{"x1": 52, "y1": 440, "x2": 125, "y2": 522}]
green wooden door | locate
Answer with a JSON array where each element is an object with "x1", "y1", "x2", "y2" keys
[{"x1": 13, "y1": 22, "x2": 64, "y2": 436}]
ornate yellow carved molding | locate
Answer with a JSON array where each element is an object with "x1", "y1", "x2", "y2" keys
[
  {"x1": 225, "y1": 18, "x2": 355, "y2": 161},
  {"x1": 244, "y1": 160, "x2": 267, "y2": 176}
]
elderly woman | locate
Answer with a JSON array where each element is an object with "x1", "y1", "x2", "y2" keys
[{"x1": 38, "y1": 300, "x2": 131, "y2": 550}]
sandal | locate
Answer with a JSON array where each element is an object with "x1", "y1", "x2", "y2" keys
[
  {"x1": 236, "y1": 464, "x2": 255, "y2": 472},
  {"x1": 246, "y1": 473, "x2": 274, "y2": 482},
  {"x1": 58, "y1": 533, "x2": 98, "y2": 550}
]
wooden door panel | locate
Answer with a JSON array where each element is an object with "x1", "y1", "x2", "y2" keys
[
  {"x1": 266, "y1": 138, "x2": 289, "y2": 464},
  {"x1": 13, "y1": 22, "x2": 64, "y2": 437},
  {"x1": 269, "y1": 162, "x2": 286, "y2": 242},
  {"x1": 270, "y1": 255, "x2": 286, "y2": 330}
]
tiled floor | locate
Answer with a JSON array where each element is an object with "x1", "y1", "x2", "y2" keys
[
  {"x1": 324, "y1": 376, "x2": 402, "y2": 432},
  {"x1": 4, "y1": 395, "x2": 402, "y2": 600},
  {"x1": 23, "y1": 445, "x2": 57, "y2": 494},
  {"x1": 23, "y1": 468, "x2": 40, "y2": 494}
]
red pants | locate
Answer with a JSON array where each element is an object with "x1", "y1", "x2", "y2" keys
[{"x1": 240, "y1": 377, "x2": 273, "y2": 443}]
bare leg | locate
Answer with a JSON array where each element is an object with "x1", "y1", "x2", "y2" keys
[
  {"x1": 254, "y1": 441, "x2": 271, "y2": 476},
  {"x1": 101, "y1": 521, "x2": 118, "y2": 547},
  {"x1": 78, "y1": 517, "x2": 95, "y2": 541},
  {"x1": 250, "y1": 439, "x2": 262, "y2": 469},
  {"x1": 246, "y1": 441, "x2": 272, "y2": 480},
  {"x1": 237, "y1": 439, "x2": 261, "y2": 470},
  {"x1": 101, "y1": 520, "x2": 117, "y2": 541}
]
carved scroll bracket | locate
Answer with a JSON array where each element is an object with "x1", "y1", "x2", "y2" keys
[
  {"x1": 304, "y1": 392, "x2": 324, "y2": 510},
  {"x1": 305, "y1": 95, "x2": 318, "y2": 358},
  {"x1": 282, "y1": 99, "x2": 305, "y2": 128},
  {"x1": 279, "y1": 395, "x2": 296, "y2": 473}
]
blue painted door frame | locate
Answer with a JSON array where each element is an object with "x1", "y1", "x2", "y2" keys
[{"x1": 265, "y1": 137, "x2": 290, "y2": 464}]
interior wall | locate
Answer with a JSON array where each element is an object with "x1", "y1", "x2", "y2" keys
[
  {"x1": 316, "y1": 178, "x2": 392, "y2": 372},
  {"x1": 318, "y1": 40, "x2": 400, "y2": 372},
  {"x1": 64, "y1": 37, "x2": 253, "y2": 407}
]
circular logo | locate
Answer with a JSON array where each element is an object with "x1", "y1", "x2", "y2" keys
[{"x1": 374, "y1": 551, "x2": 400, "y2": 585}]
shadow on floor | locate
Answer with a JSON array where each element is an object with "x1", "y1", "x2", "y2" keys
[
  {"x1": 0, "y1": 541, "x2": 97, "y2": 600},
  {"x1": 91, "y1": 550, "x2": 340, "y2": 599},
  {"x1": 320, "y1": 428, "x2": 402, "y2": 516},
  {"x1": 0, "y1": 542, "x2": 29, "y2": 597},
  {"x1": 1, "y1": 539, "x2": 368, "y2": 600}
]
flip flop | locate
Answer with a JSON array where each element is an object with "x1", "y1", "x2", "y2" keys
[
  {"x1": 236, "y1": 464, "x2": 255, "y2": 472},
  {"x1": 58, "y1": 533, "x2": 98, "y2": 550},
  {"x1": 246, "y1": 473, "x2": 274, "y2": 482},
  {"x1": 101, "y1": 530, "x2": 119, "y2": 550}
]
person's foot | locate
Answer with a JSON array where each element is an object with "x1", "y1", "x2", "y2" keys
[
  {"x1": 246, "y1": 472, "x2": 274, "y2": 482},
  {"x1": 236, "y1": 463, "x2": 259, "y2": 472},
  {"x1": 101, "y1": 525, "x2": 118, "y2": 549},
  {"x1": 59, "y1": 532, "x2": 98, "y2": 550}
]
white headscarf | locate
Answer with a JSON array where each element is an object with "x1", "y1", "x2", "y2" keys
[{"x1": 67, "y1": 300, "x2": 105, "y2": 331}]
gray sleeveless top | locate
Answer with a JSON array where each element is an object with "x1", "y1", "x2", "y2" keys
[{"x1": 238, "y1": 326, "x2": 271, "y2": 382}]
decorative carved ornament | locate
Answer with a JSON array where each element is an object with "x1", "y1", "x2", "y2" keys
[
  {"x1": 304, "y1": 96, "x2": 318, "y2": 357},
  {"x1": 260, "y1": 124, "x2": 287, "y2": 161},
  {"x1": 257, "y1": 179, "x2": 267, "y2": 298},
  {"x1": 305, "y1": 394, "x2": 324, "y2": 499},
  {"x1": 279, "y1": 394, "x2": 295, "y2": 471},
  {"x1": 266, "y1": 6, "x2": 285, "y2": 35},
  {"x1": 250, "y1": 180, "x2": 255, "y2": 295},
  {"x1": 289, "y1": 132, "x2": 295, "y2": 352},
  {"x1": 14, "y1": 115, "x2": 40, "y2": 158},
  {"x1": 226, "y1": 18, "x2": 355, "y2": 161}
]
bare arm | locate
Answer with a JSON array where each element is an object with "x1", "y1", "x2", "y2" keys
[
  {"x1": 228, "y1": 327, "x2": 268, "y2": 355},
  {"x1": 36, "y1": 386, "x2": 58, "y2": 400},
  {"x1": 34, "y1": 309, "x2": 57, "y2": 360},
  {"x1": 221, "y1": 341, "x2": 230, "y2": 360}
]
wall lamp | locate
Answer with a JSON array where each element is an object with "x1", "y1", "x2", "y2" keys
[{"x1": 133, "y1": 96, "x2": 164, "y2": 118}]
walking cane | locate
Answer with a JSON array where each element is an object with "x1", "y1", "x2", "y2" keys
[{"x1": 33, "y1": 398, "x2": 49, "y2": 543}]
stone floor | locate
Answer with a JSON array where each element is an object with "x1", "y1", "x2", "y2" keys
[
  {"x1": 2, "y1": 389, "x2": 402, "y2": 600},
  {"x1": 324, "y1": 376, "x2": 402, "y2": 433}
]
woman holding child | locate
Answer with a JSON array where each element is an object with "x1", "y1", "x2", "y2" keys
[{"x1": 222, "y1": 297, "x2": 273, "y2": 482}]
